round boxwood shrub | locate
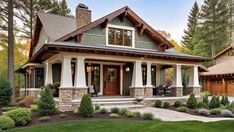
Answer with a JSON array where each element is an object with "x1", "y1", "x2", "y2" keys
[
  {"x1": 6, "y1": 108, "x2": 32, "y2": 126},
  {"x1": 78, "y1": 94, "x2": 94, "y2": 117},
  {"x1": 186, "y1": 94, "x2": 197, "y2": 109},
  {"x1": 155, "y1": 100, "x2": 162, "y2": 108},
  {"x1": 174, "y1": 101, "x2": 182, "y2": 107},
  {"x1": 221, "y1": 109, "x2": 234, "y2": 117},
  {"x1": 38, "y1": 86, "x2": 56, "y2": 115},
  {"x1": 142, "y1": 112, "x2": 154, "y2": 120},
  {"x1": 163, "y1": 102, "x2": 170, "y2": 108},
  {"x1": 100, "y1": 108, "x2": 108, "y2": 114},
  {"x1": 1, "y1": 106, "x2": 18, "y2": 112},
  {"x1": 38, "y1": 116, "x2": 50, "y2": 122},
  {"x1": 0, "y1": 116, "x2": 15, "y2": 130},
  {"x1": 110, "y1": 107, "x2": 120, "y2": 113},
  {"x1": 176, "y1": 106, "x2": 188, "y2": 113},
  {"x1": 0, "y1": 78, "x2": 12, "y2": 107},
  {"x1": 209, "y1": 95, "x2": 220, "y2": 109},
  {"x1": 198, "y1": 109, "x2": 210, "y2": 116},
  {"x1": 119, "y1": 108, "x2": 128, "y2": 115},
  {"x1": 109, "y1": 113, "x2": 119, "y2": 118}
]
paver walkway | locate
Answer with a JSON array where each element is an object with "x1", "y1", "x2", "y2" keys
[{"x1": 131, "y1": 107, "x2": 234, "y2": 122}]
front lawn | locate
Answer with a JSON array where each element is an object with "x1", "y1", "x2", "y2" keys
[{"x1": 8, "y1": 119, "x2": 234, "y2": 132}]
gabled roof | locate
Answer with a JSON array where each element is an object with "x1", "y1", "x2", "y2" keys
[
  {"x1": 56, "y1": 6, "x2": 174, "y2": 48},
  {"x1": 200, "y1": 57, "x2": 234, "y2": 76},
  {"x1": 213, "y1": 44, "x2": 234, "y2": 59}
]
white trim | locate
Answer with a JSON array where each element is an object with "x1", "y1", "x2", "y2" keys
[
  {"x1": 106, "y1": 24, "x2": 135, "y2": 48},
  {"x1": 22, "y1": 63, "x2": 43, "y2": 69},
  {"x1": 120, "y1": 65, "x2": 123, "y2": 95},
  {"x1": 83, "y1": 33, "x2": 105, "y2": 37},
  {"x1": 100, "y1": 64, "x2": 103, "y2": 95}
]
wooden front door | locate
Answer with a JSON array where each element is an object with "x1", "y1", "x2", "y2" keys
[{"x1": 103, "y1": 65, "x2": 120, "y2": 95}]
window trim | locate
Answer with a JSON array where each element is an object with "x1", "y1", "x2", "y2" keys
[{"x1": 106, "y1": 24, "x2": 135, "y2": 48}]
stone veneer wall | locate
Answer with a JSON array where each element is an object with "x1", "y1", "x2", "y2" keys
[
  {"x1": 20, "y1": 88, "x2": 41, "y2": 98},
  {"x1": 58, "y1": 88, "x2": 88, "y2": 112},
  {"x1": 187, "y1": 87, "x2": 201, "y2": 95},
  {"x1": 130, "y1": 88, "x2": 145, "y2": 97},
  {"x1": 144, "y1": 87, "x2": 153, "y2": 97}
]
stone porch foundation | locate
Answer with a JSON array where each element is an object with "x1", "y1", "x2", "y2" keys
[
  {"x1": 130, "y1": 87, "x2": 145, "y2": 98},
  {"x1": 58, "y1": 87, "x2": 88, "y2": 112},
  {"x1": 144, "y1": 87, "x2": 153, "y2": 97},
  {"x1": 20, "y1": 88, "x2": 41, "y2": 98},
  {"x1": 171, "y1": 87, "x2": 183, "y2": 97},
  {"x1": 187, "y1": 87, "x2": 201, "y2": 95}
]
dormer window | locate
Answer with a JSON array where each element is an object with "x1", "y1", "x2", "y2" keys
[{"x1": 106, "y1": 24, "x2": 135, "y2": 48}]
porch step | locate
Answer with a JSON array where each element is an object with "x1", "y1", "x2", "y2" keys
[
  {"x1": 100, "y1": 104, "x2": 145, "y2": 110},
  {"x1": 92, "y1": 101, "x2": 137, "y2": 106}
]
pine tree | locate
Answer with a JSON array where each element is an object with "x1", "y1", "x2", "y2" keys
[
  {"x1": 38, "y1": 85, "x2": 56, "y2": 115},
  {"x1": 200, "y1": 0, "x2": 231, "y2": 57},
  {"x1": 182, "y1": 1, "x2": 200, "y2": 51}
]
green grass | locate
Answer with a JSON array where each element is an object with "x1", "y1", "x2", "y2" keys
[{"x1": 7, "y1": 120, "x2": 234, "y2": 132}]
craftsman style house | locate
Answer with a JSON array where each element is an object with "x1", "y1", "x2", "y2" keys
[
  {"x1": 201, "y1": 45, "x2": 234, "y2": 96},
  {"x1": 18, "y1": 4, "x2": 208, "y2": 111}
]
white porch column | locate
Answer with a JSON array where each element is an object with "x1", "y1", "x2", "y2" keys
[
  {"x1": 44, "y1": 61, "x2": 53, "y2": 85},
  {"x1": 145, "y1": 62, "x2": 153, "y2": 87},
  {"x1": 172, "y1": 64, "x2": 182, "y2": 87},
  {"x1": 131, "y1": 61, "x2": 143, "y2": 87},
  {"x1": 130, "y1": 61, "x2": 144, "y2": 98},
  {"x1": 156, "y1": 64, "x2": 161, "y2": 86},
  {"x1": 60, "y1": 57, "x2": 73, "y2": 88},
  {"x1": 171, "y1": 64, "x2": 183, "y2": 97},
  {"x1": 74, "y1": 57, "x2": 87, "y2": 88},
  {"x1": 187, "y1": 65, "x2": 201, "y2": 95}
]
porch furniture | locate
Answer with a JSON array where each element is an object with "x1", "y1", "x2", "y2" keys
[
  {"x1": 89, "y1": 85, "x2": 98, "y2": 97},
  {"x1": 155, "y1": 85, "x2": 172, "y2": 96}
]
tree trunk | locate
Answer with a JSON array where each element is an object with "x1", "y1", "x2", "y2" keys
[{"x1": 8, "y1": 0, "x2": 15, "y2": 104}]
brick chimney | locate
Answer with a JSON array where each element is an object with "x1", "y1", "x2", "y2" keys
[{"x1": 76, "y1": 3, "x2": 91, "y2": 29}]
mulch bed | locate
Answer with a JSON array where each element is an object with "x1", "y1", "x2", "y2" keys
[
  {"x1": 16, "y1": 112, "x2": 142, "y2": 128},
  {"x1": 168, "y1": 106, "x2": 225, "y2": 118}
]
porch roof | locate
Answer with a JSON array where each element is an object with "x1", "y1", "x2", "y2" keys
[{"x1": 29, "y1": 42, "x2": 209, "y2": 63}]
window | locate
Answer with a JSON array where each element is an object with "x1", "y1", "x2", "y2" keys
[{"x1": 107, "y1": 25, "x2": 134, "y2": 47}]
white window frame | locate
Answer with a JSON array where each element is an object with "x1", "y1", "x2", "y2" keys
[{"x1": 106, "y1": 24, "x2": 135, "y2": 48}]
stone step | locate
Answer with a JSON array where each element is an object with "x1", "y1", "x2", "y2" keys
[
  {"x1": 92, "y1": 101, "x2": 137, "y2": 106},
  {"x1": 100, "y1": 104, "x2": 145, "y2": 110}
]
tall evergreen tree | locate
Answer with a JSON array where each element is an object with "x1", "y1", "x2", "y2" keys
[
  {"x1": 200, "y1": 0, "x2": 231, "y2": 57},
  {"x1": 182, "y1": 1, "x2": 200, "y2": 51}
]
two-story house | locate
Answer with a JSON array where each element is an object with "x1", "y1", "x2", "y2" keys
[
  {"x1": 17, "y1": 4, "x2": 208, "y2": 111},
  {"x1": 201, "y1": 45, "x2": 234, "y2": 96}
]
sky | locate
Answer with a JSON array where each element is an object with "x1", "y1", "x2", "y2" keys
[{"x1": 66, "y1": 0, "x2": 204, "y2": 43}]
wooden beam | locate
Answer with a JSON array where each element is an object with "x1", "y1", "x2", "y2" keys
[
  {"x1": 139, "y1": 24, "x2": 145, "y2": 36},
  {"x1": 120, "y1": 11, "x2": 128, "y2": 22},
  {"x1": 101, "y1": 18, "x2": 109, "y2": 28},
  {"x1": 77, "y1": 34, "x2": 82, "y2": 43}
]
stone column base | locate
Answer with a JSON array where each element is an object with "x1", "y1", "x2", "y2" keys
[
  {"x1": 171, "y1": 87, "x2": 183, "y2": 97},
  {"x1": 130, "y1": 87, "x2": 145, "y2": 98},
  {"x1": 58, "y1": 88, "x2": 73, "y2": 112},
  {"x1": 73, "y1": 88, "x2": 88, "y2": 99},
  {"x1": 144, "y1": 87, "x2": 153, "y2": 97},
  {"x1": 187, "y1": 87, "x2": 201, "y2": 95}
]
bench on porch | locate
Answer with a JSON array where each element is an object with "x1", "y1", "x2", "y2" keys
[{"x1": 154, "y1": 85, "x2": 172, "y2": 96}]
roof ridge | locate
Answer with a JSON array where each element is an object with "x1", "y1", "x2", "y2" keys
[{"x1": 37, "y1": 12, "x2": 75, "y2": 20}]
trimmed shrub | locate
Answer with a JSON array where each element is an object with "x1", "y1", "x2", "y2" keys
[
  {"x1": 95, "y1": 105, "x2": 100, "y2": 110},
  {"x1": 209, "y1": 95, "x2": 220, "y2": 109},
  {"x1": 174, "y1": 101, "x2": 182, "y2": 107},
  {"x1": 39, "y1": 116, "x2": 50, "y2": 122},
  {"x1": 163, "y1": 102, "x2": 170, "y2": 108},
  {"x1": 119, "y1": 108, "x2": 128, "y2": 115},
  {"x1": 59, "y1": 113, "x2": 66, "y2": 118},
  {"x1": 142, "y1": 112, "x2": 154, "y2": 120},
  {"x1": 78, "y1": 94, "x2": 94, "y2": 117},
  {"x1": 197, "y1": 101, "x2": 203, "y2": 108},
  {"x1": 6, "y1": 108, "x2": 31, "y2": 126},
  {"x1": 0, "y1": 78, "x2": 12, "y2": 107},
  {"x1": 38, "y1": 86, "x2": 56, "y2": 115},
  {"x1": 1, "y1": 106, "x2": 18, "y2": 112},
  {"x1": 209, "y1": 108, "x2": 221, "y2": 115},
  {"x1": 220, "y1": 95, "x2": 229, "y2": 106},
  {"x1": 110, "y1": 107, "x2": 120, "y2": 114},
  {"x1": 221, "y1": 109, "x2": 234, "y2": 117},
  {"x1": 126, "y1": 111, "x2": 135, "y2": 117},
  {"x1": 100, "y1": 108, "x2": 108, "y2": 114},
  {"x1": 176, "y1": 106, "x2": 188, "y2": 113},
  {"x1": 198, "y1": 109, "x2": 210, "y2": 116},
  {"x1": 230, "y1": 101, "x2": 234, "y2": 113},
  {"x1": 109, "y1": 113, "x2": 119, "y2": 118},
  {"x1": 32, "y1": 99, "x2": 39, "y2": 105},
  {"x1": 133, "y1": 111, "x2": 142, "y2": 117},
  {"x1": 155, "y1": 100, "x2": 162, "y2": 108},
  {"x1": 30, "y1": 104, "x2": 38, "y2": 112},
  {"x1": 202, "y1": 95, "x2": 209, "y2": 107},
  {"x1": 186, "y1": 94, "x2": 197, "y2": 109},
  {"x1": 0, "y1": 116, "x2": 15, "y2": 130}
]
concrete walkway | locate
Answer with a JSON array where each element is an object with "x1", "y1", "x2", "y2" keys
[{"x1": 131, "y1": 107, "x2": 234, "y2": 122}]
